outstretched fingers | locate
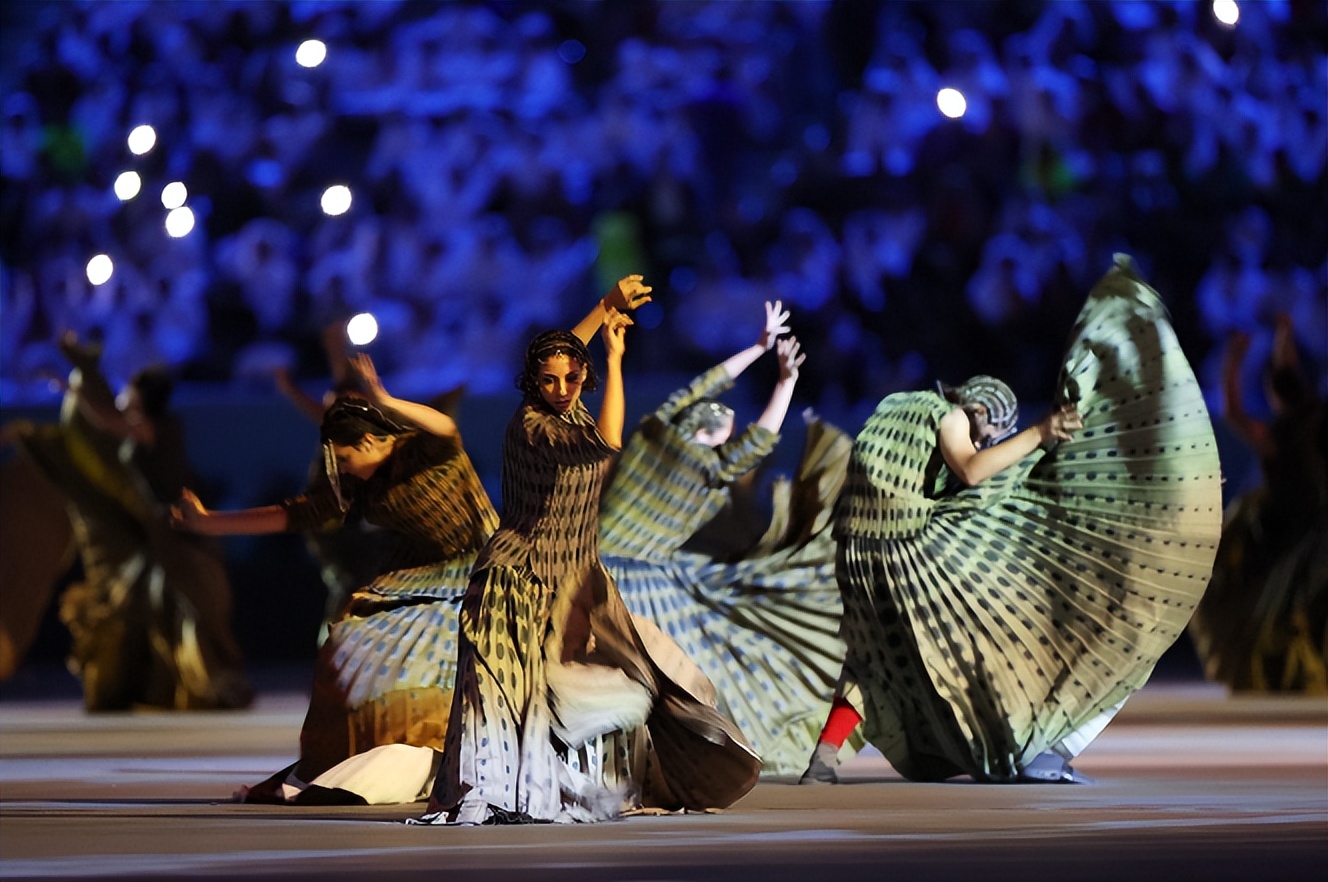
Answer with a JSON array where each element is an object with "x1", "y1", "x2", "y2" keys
[{"x1": 762, "y1": 300, "x2": 792, "y2": 349}]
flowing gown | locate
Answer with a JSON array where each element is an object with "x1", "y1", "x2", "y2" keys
[
  {"x1": 601, "y1": 366, "x2": 853, "y2": 775},
  {"x1": 9, "y1": 344, "x2": 251, "y2": 711},
  {"x1": 426, "y1": 397, "x2": 760, "y2": 824},
  {"x1": 242, "y1": 430, "x2": 498, "y2": 804},
  {"x1": 834, "y1": 255, "x2": 1223, "y2": 781}
]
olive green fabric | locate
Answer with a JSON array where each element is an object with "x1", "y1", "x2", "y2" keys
[
  {"x1": 836, "y1": 255, "x2": 1223, "y2": 781},
  {"x1": 601, "y1": 364, "x2": 852, "y2": 774}
]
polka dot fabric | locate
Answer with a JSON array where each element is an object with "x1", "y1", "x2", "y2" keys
[{"x1": 836, "y1": 255, "x2": 1222, "y2": 781}]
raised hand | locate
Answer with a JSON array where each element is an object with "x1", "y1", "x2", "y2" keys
[
  {"x1": 759, "y1": 300, "x2": 792, "y2": 351},
  {"x1": 601, "y1": 308, "x2": 631, "y2": 359},
  {"x1": 347, "y1": 353, "x2": 387, "y2": 402},
  {"x1": 604, "y1": 275, "x2": 653, "y2": 313},
  {"x1": 775, "y1": 335, "x2": 805, "y2": 382}
]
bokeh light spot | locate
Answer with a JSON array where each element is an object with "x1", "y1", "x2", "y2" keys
[
  {"x1": 347, "y1": 312, "x2": 379, "y2": 346},
  {"x1": 321, "y1": 184, "x2": 352, "y2": 216},
  {"x1": 161, "y1": 181, "x2": 188, "y2": 209},
  {"x1": 1212, "y1": 0, "x2": 1240, "y2": 26},
  {"x1": 86, "y1": 254, "x2": 114, "y2": 286},
  {"x1": 113, "y1": 171, "x2": 141, "y2": 201},
  {"x1": 127, "y1": 124, "x2": 157, "y2": 155},
  {"x1": 296, "y1": 39, "x2": 327, "y2": 67},
  {"x1": 937, "y1": 87, "x2": 968, "y2": 119},
  {"x1": 165, "y1": 206, "x2": 195, "y2": 237}
]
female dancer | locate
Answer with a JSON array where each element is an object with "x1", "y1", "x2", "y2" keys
[
  {"x1": 800, "y1": 255, "x2": 1222, "y2": 785},
  {"x1": 174, "y1": 354, "x2": 498, "y2": 804},
  {"x1": 600, "y1": 301, "x2": 854, "y2": 775},
  {"x1": 6, "y1": 332, "x2": 251, "y2": 710},
  {"x1": 1188, "y1": 315, "x2": 1327, "y2": 693},
  {"x1": 415, "y1": 276, "x2": 760, "y2": 825}
]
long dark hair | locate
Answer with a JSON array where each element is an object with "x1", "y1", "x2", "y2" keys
[
  {"x1": 319, "y1": 396, "x2": 405, "y2": 446},
  {"x1": 318, "y1": 396, "x2": 405, "y2": 511},
  {"x1": 516, "y1": 330, "x2": 599, "y2": 401}
]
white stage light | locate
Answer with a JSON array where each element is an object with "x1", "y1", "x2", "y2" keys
[
  {"x1": 86, "y1": 254, "x2": 114, "y2": 286},
  {"x1": 161, "y1": 181, "x2": 188, "y2": 209},
  {"x1": 1212, "y1": 0, "x2": 1239, "y2": 26},
  {"x1": 296, "y1": 39, "x2": 327, "y2": 68},
  {"x1": 321, "y1": 184, "x2": 352, "y2": 216},
  {"x1": 937, "y1": 87, "x2": 968, "y2": 120},
  {"x1": 165, "y1": 206, "x2": 195, "y2": 238},
  {"x1": 346, "y1": 312, "x2": 379, "y2": 346},
  {"x1": 113, "y1": 171, "x2": 142, "y2": 201},
  {"x1": 127, "y1": 124, "x2": 157, "y2": 155}
]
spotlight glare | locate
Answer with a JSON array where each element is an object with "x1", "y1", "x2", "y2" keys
[
  {"x1": 1212, "y1": 0, "x2": 1239, "y2": 26},
  {"x1": 296, "y1": 39, "x2": 328, "y2": 68},
  {"x1": 127, "y1": 124, "x2": 157, "y2": 155},
  {"x1": 937, "y1": 87, "x2": 968, "y2": 119},
  {"x1": 161, "y1": 181, "x2": 188, "y2": 209},
  {"x1": 321, "y1": 184, "x2": 353, "y2": 216},
  {"x1": 346, "y1": 312, "x2": 379, "y2": 346},
  {"x1": 165, "y1": 206, "x2": 196, "y2": 238},
  {"x1": 86, "y1": 254, "x2": 114, "y2": 286},
  {"x1": 113, "y1": 171, "x2": 142, "y2": 201}
]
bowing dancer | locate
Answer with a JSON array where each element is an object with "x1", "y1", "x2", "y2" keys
[
  {"x1": 600, "y1": 301, "x2": 856, "y2": 775},
  {"x1": 173, "y1": 354, "x2": 498, "y2": 804},
  {"x1": 800, "y1": 255, "x2": 1222, "y2": 785},
  {"x1": 414, "y1": 276, "x2": 760, "y2": 826}
]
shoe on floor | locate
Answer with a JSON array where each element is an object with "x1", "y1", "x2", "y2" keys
[
  {"x1": 797, "y1": 741, "x2": 840, "y2": 785},
  {"x1": 1015, "y1": 752, "x2": 1094, "y2": 784}
]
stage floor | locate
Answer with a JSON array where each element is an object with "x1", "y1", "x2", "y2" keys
[{"x1": 1, "y1": 673, "x2": 1324, "y2": 882}]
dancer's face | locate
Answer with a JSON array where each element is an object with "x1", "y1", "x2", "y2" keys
[
  {"x1": 537, "y1": 354, "x2": 586, "y2": 414},
  {"x1": 331, "y1": 434, "x2": 390, "y2": 480},
  {"x1": 966, "y1": 405, "x2": 1001, "y2": 450}
]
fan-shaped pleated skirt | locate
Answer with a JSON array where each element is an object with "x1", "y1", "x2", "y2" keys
[{"x1": 840, "y1": 256, "x2": 1223, "y2": 781}]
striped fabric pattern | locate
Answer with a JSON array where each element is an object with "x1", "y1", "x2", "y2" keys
[
  {"x1": 434, "y1": 399, "x2": 761, "y2": 824},
  {"x1": 282, "y1": 433, "x2": 498, "y2": 783}
]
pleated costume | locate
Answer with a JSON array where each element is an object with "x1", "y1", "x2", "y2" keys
[
  {"x1": 8, "y1": 343, "x2": 252, "y2": 711},
  {"x1": 835, "y1": 255, "x2": 1222, "y2": 782},
  {"x1": 426, "y1": 398, "x2": 760, "y2": 824},
  {"x1": 243, "y1": 430, "x2": 498, "y2": 802},
  {"x1": 297, "y1": 452, "x2": 401, "y2": 644},
  {"x1": 601, "y1": 366, "x2": 853, "y2": 775},
  {"x1": 1188, "y1": 387, "x2": 1327, "y2": 693}
]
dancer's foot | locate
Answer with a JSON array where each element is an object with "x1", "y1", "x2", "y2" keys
[
  {"x1": 1015, "y1": 752, "x2": 1094, "y2": 784},
  {"x1": 797, "y1": 741, "x2": 840, "y2": 785}
]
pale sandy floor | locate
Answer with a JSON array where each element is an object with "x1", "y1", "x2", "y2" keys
[{"x1": 1, "y1": 676, "x2": 1324, "y2": 882}]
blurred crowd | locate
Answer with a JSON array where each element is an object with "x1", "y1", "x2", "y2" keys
[{"x1": 1, "y1": 0, "x2": 1324, "y2": 427}]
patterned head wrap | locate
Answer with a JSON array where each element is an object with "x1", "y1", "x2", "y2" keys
[
  {"x1": 674, "y1": 399, "x2": 735, "y2": 437},
  {"x1": 517, "y1": 329, "x2": 599, "y2": 400},
  {"x1": 319, "y1": 396, "x2": 405, "y2": 510},
  {"x1": 938, "y1": 375, "x2": 1020, "y2": 444}
]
